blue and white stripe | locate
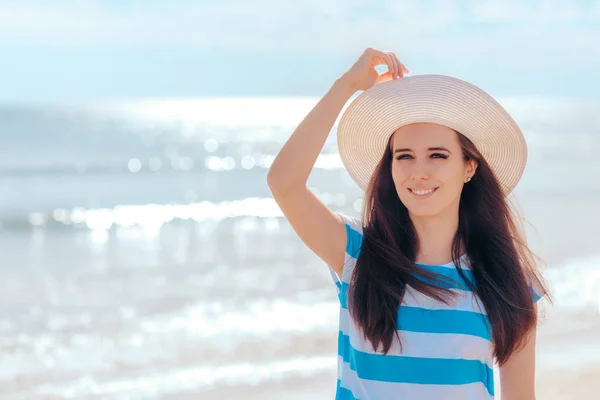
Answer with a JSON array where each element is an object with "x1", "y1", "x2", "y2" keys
[{"x1": 328, "y1": 213, "x2": 545, "y2": 400}]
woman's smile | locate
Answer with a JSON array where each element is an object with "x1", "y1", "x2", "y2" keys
[{"x1": 408, "y1": 186, "x2": 439, "y2": 199}]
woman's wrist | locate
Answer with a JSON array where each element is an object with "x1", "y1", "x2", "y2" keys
[{"x1": 334, "y1": 74, "x2": 358, "y2": 98}]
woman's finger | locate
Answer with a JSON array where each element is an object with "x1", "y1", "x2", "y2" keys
[
  {"x1": 387, "y1": 52, "x2": 402, "y2": 79},
  {"x1": 382, "y1": 52, "x2": 398, "y2": 79},
  {"x1": 392, "y1": 53, "x2": 408, "y2": 76},
  {"x1": 397, "y1": 55, "x2": 409, "y2": 74},
  {"x1": 388, "y1": 52, "x2": 408, "y2": 76},
  {"x1": 378, "y1": 71, "x2": 396, "y2": 84}
]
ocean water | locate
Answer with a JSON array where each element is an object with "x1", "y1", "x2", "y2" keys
[{"x1": 0, "y1": 96, "x2": 599, "y2": 399}]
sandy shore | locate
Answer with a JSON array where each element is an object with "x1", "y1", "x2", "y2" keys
[
  {"x1": 192, "y1": 308, "x2": 600, "y2": 400},
  {"x1": 188, "y1": 365, "x2": 600, "y2": 400},
  {"x1": 537, "y1": 364, "x2": 600, "y2": 399},
  {"x1": 534, "y1": 308, "x2": 600, "y2": 399}
]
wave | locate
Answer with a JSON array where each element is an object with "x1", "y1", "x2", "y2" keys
[
  {"x1": 543, "y1": 255, "x2": 600, "y2": 312},
  {"x1": 35, "y1": 355, "x2": 336, "y2": 398}
]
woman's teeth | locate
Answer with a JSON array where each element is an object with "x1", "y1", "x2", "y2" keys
[
  {"x1": 408, "y1": 187, "x2": 439, "y2": 198},
  {"x1": 414, "y1": 190, "x2": 432, "y2": 195},
  {"x1": 412, "y1": 188, "x2": 435, "y2": 195}
]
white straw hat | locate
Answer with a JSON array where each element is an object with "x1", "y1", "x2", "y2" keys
[{"x1": 336, "y1": 74, "x2": 527, "y2": 195}]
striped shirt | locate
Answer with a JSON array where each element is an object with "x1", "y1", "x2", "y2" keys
[{"x1": 328, "y1": 214, "x2": 544, "y2": 400}]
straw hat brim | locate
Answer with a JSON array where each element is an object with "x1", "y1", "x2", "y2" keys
[{"x1": 336, "y1": 74, "x2": 527, "y2": 195}]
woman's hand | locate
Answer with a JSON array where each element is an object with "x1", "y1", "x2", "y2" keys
[{"x1": 340, "y1": 48, "x2": 409, "y2": 92}]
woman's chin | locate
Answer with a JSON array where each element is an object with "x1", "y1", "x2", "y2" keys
[
  {"x1": 404, "y1": 199, "x2": 456, "y2": 219},
  {"x1": 407, "y1": 208, "x2": 442, "y2": 218}
]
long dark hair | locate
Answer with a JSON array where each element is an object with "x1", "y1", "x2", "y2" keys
[{"x1": 348, "y1": 130, "x2": 550, "y2": 366}]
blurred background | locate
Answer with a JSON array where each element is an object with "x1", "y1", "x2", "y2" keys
[{"x1": 0, "y1": 1, "x2": 599, "y2": 399}]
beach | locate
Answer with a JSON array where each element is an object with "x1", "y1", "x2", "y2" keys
[{"x1": 0, "y1": 97, "x2": 598, "y2": 398}]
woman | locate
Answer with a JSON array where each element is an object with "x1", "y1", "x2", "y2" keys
[{"x1": 267, "y1": 48, "x2": 550, "y2": 399}]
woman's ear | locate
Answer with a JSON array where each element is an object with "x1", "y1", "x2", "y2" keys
[
  {"x1": 464, "y1": 159, "x2": 478, "y2": 182},
  {"x1": 467, "y1": 160, "x2": 478, "y2": 177}
]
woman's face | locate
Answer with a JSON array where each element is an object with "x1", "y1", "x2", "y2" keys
[{"x1": 390, "y1": 123, "x2": 477, "y2": 218}]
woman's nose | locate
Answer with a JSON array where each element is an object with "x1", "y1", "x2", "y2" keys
[{"x1": 409, "y1": 162, "x2": 430, "y2": 181}]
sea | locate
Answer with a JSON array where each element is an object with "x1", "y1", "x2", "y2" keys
[{"x1": 0, "y1": 95, "x2": 599, "y2": 399}]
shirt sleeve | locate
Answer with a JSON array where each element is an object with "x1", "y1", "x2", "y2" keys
[{"x1": 527, "y1": 270, "x2": 548, "y2": 303}]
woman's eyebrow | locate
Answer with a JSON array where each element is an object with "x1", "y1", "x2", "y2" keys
[{"x1": 393, "y1": 147, "x2": 452, "y2": 153}]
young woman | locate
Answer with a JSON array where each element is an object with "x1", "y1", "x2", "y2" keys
[{"x1": 267, "y1": 48, "x2": 549, "y2": 400}]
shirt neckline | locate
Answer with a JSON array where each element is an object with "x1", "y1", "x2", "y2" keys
[{"x1": 415, "y1": 253, "x2": 469, "y2": 268}]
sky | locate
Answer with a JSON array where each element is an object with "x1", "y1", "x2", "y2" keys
[{"x1": 1, "y1": 0, "x2": 599, "y2": 102}]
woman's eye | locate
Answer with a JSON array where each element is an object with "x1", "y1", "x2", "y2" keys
[{"x1": 395, "y1": 153, "x2": 448, "y2": 160}]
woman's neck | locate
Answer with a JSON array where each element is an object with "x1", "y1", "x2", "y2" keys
[{"x1": 410, "y1": 209, "x2": 462, "y2": 266}]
